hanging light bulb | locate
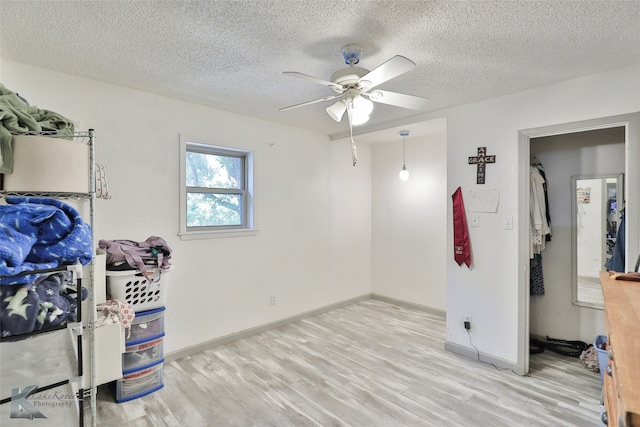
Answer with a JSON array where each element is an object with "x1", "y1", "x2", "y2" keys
[
  {"x1": 399, "y1": 165, "x2": 409, "y2": 181},
  {"x1": 399, "y1": 130, "x2": 410, "y2": 181}
]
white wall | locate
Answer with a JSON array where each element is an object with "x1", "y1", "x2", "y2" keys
[
  {"x1": 4, "y1": 58, "x2": 639, "y2": 370},
  {"x1": 371, "y1": 119, "x2": 447, "y2": 311},
  {"x1": 445, "y1": 65, "x2": 640, "y2": 366},
  {"x1": 0, "y1": 60, "x2": 372, "y2": 355},
  {"x1": 529, "y1": 131, "x2": 624, "y2": 344}
]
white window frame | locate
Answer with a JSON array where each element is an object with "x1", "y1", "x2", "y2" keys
[{"x1": 179, "y1": 135, "x2": 257, "y2": 240}]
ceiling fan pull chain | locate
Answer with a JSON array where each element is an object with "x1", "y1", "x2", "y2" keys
[
  {"x1": 351, "y1": 138, "x2": 358, "y2": 167},
  {"x1": 348, "y1": 105, "x2": 358, "y2": 167}
]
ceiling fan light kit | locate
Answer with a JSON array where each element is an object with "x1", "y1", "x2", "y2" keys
[
  {"x1": 349, "y1": 95, "x2": 374, "y2": 125},
  {"x1": 281, "y1": 44, "x2": 430, "y2": 164},
  {"x1": 326, "y1": 100, "x2": 347, "y2": 122}
]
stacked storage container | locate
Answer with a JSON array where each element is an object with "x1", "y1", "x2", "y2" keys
[
  {"x1": 117, "y1": 307, "x2": 166, "y2": 402},
  {"x1": 101, "y1": 237, "x2": 172, "y2": 402},
  {"x1": 106, "y1": 268, "x2": 170, "y2": 403}
]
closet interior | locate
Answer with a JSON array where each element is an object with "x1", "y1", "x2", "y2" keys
[{"x1": 528, "y1": 126, "x2": 625, "y2": 345}]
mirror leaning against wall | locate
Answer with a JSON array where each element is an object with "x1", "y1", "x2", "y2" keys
[{"x1": 571, "y1": 173, "x2": 624, "y2": 309}]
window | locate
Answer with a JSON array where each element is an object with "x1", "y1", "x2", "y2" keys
[{"x1": 180, "y1": 136, "x2": 256, "y2": 239}]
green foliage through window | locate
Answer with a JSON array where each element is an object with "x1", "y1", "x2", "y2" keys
[{"x1": 185, "y1": 145, "x2": 247, "y2": 229}]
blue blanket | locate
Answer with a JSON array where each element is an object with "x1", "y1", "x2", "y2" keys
[
  {"x1": 0, "y1": 197, "x2": 93, "y2": 284},
  {"x1": 0, "y1": 271, "x2": 86, "y2": 337}
]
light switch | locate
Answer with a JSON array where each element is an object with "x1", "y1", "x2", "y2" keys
[
  {"x1": 471, "y1": 215, "x2": 479, "y2": 227},
  {"x1": 504, "y1": 216, "x2": 513, "y2": 230}
]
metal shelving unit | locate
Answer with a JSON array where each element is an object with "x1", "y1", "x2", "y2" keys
[{"x1": 0, "y1": 129, "x2": 96, "y2": 427}]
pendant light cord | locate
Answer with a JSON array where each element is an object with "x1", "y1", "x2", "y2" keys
[
  {"x1": 402, "y1": 134, "x2": 406, "y2": 168},
  {"x1": 399, "y1": 130, "x2": 409, "y2": 180}
]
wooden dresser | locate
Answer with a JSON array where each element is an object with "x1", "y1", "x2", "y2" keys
[{"x1": 600, "y1": 271, "x2": 640, "y2": 426}]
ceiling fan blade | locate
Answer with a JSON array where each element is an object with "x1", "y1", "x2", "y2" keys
[
  {"x1": 358, "y1": 55, "x2": 415, "y2": 89},
  {"x1": 279, "y1": 94, "x2": 345, "y2": 111},
  {"x1": 365, "y1": 90, "x2": 431, "y2": 111},
  {"x1": 283, "y1": 72, "x2": 344, "y2": 92}
]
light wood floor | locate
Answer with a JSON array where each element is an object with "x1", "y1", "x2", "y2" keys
[{"x1": 90, "y1": 299, "x2": 602, "y2": 426}]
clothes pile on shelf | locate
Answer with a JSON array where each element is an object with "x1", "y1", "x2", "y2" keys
[
  {"x1": 0, "y1": 197, "x2": 92, "y2": 337},
  {"x1": 0, "y1": 197, "x2": 93, "y2": 281},
  {"x1": 0, "y1": 83, "x2": 75, "y2": 174},
  {"x1": 98, "y1": 236, "x2": 172, "y2": 275},
  {"x1": 0, "y1": 271, "x2": 85, "y2": 337}
]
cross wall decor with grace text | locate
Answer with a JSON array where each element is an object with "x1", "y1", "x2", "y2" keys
[{"x1": 468, "y1": 147, "x2": 496, "y2": 184}]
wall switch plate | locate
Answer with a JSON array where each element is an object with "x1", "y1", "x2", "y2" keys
[
  {"x1": 504, "y1": 216, "x2": 513, "y2": 230},
  {"x1": 471, "y1": 215, "x2": 479, "y2": 227},
  {"x1": 269, "y1": 295, "x2": 276, "y2": 305}
]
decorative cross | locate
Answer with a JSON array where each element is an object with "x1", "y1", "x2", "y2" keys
[{"x1": 468, "y1": 147, "x2": 496, "y2": 184}]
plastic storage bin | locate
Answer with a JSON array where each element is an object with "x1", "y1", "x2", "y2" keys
[
  {"x1": 127, "y1": 307, "x2": 165, "y2": 345},
  {"x1": 3, "y1": 135, "x2": 90, "y2": 193},
  {"x1": 122, "y1": 336, "x2": 164, "y2": 374},
  {"x1": 116, "y1": 362, "x2": 164, "y2": 403},
  {"x1": 594, "y1": 335, "x2": 608, "y2": 383},
  {"x1": 106, "y1": 268, "x2": 170, "y2": 312}
]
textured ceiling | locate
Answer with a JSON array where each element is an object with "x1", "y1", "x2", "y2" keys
[{"x1": 2, "y1": 1, "x2": 640, "y2": 141}]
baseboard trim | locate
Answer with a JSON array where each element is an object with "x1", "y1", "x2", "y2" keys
[
  {"x1": 371, "y1": 294, "x2": 446, "y2": 318},
  {"x1": 165, "y1": 293, "x2": 372, "y2": 363},
  {"x1": 444, "y1": 340, "x2": 521, "y2": 374}
]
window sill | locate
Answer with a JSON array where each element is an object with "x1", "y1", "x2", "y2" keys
[{"x1": 178, "y1": 228, "x2": 259, "y2": 240}]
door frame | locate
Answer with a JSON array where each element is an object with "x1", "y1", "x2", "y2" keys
[{"x1": 517, "y1": 113, "x2": 639, "y2": 375}]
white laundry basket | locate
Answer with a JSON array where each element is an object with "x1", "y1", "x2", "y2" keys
[{"x1": 106, "y1": 267, "x2": 170, "y2": 312}]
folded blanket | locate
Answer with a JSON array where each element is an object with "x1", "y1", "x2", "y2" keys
[
  {"x1": 0, "y1": 83, "x2": 74, "y2": 173},
  {"x1": 0, "y1": 285, "x2": 38, "y2": 336},
  {"x1": 0, "y1": 197, "x2": 93, "y2": 284},
  {"x1": 33, "y1": 272, "x2": 71, "y2": 330},
  {"x1": 1, "y1": 271, "x2": 85, "y2": 337}
]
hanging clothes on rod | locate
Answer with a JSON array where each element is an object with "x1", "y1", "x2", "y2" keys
[
  {"x1": 531, "y1": 157, "x2": 552, "y2": 241},
  {"x1": 530, "y1": 161, "x2": 552, "y2": 296}
]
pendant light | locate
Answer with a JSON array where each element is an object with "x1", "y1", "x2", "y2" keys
[{"x1": 399, "y1": 130, "x2": 410, "y2": 181}]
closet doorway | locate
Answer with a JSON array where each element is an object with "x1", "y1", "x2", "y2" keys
[{"x1": 516, "y1": 113, "x2": 639, "y2": 375}]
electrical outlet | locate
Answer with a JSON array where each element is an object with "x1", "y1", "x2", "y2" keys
[
  {"x1": 464, "y1": 316, "x2": 472, "y2": 330},
  {"x1": 269, "y1": 295, "x2": 276, "y2": 305}
]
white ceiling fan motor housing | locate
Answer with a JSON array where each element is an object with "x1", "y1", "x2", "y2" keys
[{"x1": 330, "y1": 67, "x2": 369, "y2": 93}]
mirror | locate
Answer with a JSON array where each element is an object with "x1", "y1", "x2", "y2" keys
[{"x1": 571, "y1": 173, "x2": 624, "y2": 309}]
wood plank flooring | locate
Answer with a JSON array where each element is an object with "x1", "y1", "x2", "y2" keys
[{"x1": 90, "y1": 299, "x2": 602, "y2": 426}]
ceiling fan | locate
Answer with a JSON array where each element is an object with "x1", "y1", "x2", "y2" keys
[{"x1": 279, "y1": 44, "x2": 430, "y2": 127}]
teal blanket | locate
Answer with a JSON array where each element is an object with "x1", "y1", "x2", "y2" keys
[{"x1": 0, "y1": 84, "x2": 74, "y2": 174}]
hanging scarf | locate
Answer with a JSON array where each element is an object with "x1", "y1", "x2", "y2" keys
[{"x1": 452, "y1": 187, "x2": 471, "y2": 267}]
